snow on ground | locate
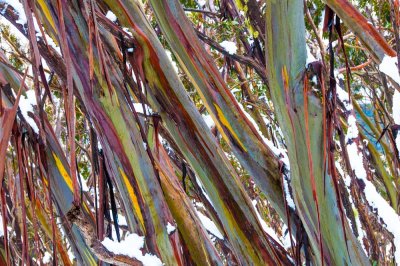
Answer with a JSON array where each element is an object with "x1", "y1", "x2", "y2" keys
[{"x1": 102, "y1": 233, "x2": 163, "y2": 266}]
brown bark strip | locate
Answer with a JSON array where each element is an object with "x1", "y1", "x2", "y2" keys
[
  {"x1": 324, "y1": 0, "x2": 396, "y2": 61},
  {"x1": 56, "y1": 0, "x2": 79, "y2": 206}
]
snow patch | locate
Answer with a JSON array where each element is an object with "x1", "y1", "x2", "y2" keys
[
  {"x1": 197, "y1": 0, "x2": 206, "y2": 7},
  {"x1": 80, "y1": 177, "x2": 89, "y2": 192},
  {"x1": 202, "y1": 114, "x2": 215, "y2": 129},
  {"x1": 306, "y1": 45, "x2": 317, "y2": 66},
  {"x1": 337, "y1": 77, "x2": 400, "y2": 264},
  {"x1": 234, "y1": 101, "x2": 295, "y2": 210},
  {"x1": 102, "y1": 233, "x2": 163, "y2": 266},
  {"x1": 219, "y1": 41, "x2": 237, "y2": 55},
  {"x1": 345, "y1": 115, "x2": 359, "y2": 141},
  {"x1": 195, "y1": 176, "x2": 214, "y2": 208},
  {"x1": 166, "y1": 50, "x2": 179, "y2": 73},
  {"x1": 195, "y1": 210, "x2": 224, "y2": 240},
  {"x1": 42, "y1": 252, "x2": 51, "y2": 264},
  {"x1": 166, "y1": 222, "x2": 176, "y2": 234},
  {"x1": 106, "y1": 11, "x2": 117, "y2": 22},
  {"x1": 393, "y1": 90, "x2": 400, "y2": 124},
  {"x1": 379, "y1": 56, "x2": 400, "y2": 85},
  {"x1": 133, "y1": 103, "x2": 152, "y2": 114},
  {"x1": 283, "y1": 176, "x2": 296, "y2": 210},
  {"x1": 252, "y1": 200, "x2": 283, "y2": 245},
  {"x1": 1, "y1": 0, "x2": 27, "y2": 25},
  {"x1": 19, "y1": 90, "x2": 39, "y2": 133},
  {"x1": 0, "y1": 214, "x2": 3, "y2": 237}
]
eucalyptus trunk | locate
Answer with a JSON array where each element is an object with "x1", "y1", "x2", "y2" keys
[{"x1": 265, "y1": 1, "x2": 369, "y2": 265}]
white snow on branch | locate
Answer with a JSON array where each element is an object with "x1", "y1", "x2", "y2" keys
[
  {"x1": 235, "y1": 101, "x2": 295, "y2": 209},
  {"x1": 335, "y1": 160, "x2": 368, "y2": 254},
  {"x1": 108, "y1": 211, "x2": 128, "y2": 227},
  {"x1": 237, "y1": 102, "x2": 290, "y2": 168},
  {"x1": 236, "y1": 102, "x2": 293, "y2": 205},
  {"x1": 133, "y1": 103, "x2": 152, "y2": 114},
  {"x1": 0, "y1": 16, "x2": 28, "y2": 49},
  {"x1": 80, "y1": 177, "x2": 89, "y2": 192},
  {"x1": 282, "y1": 176, "x2": 296, "y2": 210},
  {"x1": 195, "y1": 176, "x2": 214, "y2": 208},
  {"x1": 106, "y1": 11, "x2": 117, "y2": 22},
  {"x1": 202, "y1": 114, "x2": 215, "y2": 129},
  {"x1": 43, "y1": 34, "x2": 61, "y2": 54},
  {"x1": 305, "y1": 45, "x2": 317, "y2": 66},
  {"x1": 196, "y1": 0, "x2": 206, "y2": 8},
  {"x1": 166, "y1": 50, "x2": 179, "y2": 74},
  {"x1": 42, "y1": 252, "x2": 51, "y2": 264},
  {"x1": 252, "y1": 200, "x2": 281, "y2": 243},
  {"x1": 1, "y1": 0, "x2": 27, "y2": 25},
  {"x1": 393, "y1": 90, "x2": 400, "y2": 159},
  {"x1": 0, "y1": 214, "x2": 3, "y2": 237},
  {"x1": 102, "y1": 233, "x2": 163, "y2": 266},
  {"x1": 117, "y1": 214, "x2": 127, "y2": 226},
  {"x1": 166, "y1": 222, "x2": 176, "y2": 235},
  {"x1": 336, "y1": 81, "x2": 400, "y2": 264},
  {"x1": 195, "y1": 210, "x2": 224, "y2": 240},
  {"x1": 19, "y1": 90, "x2": 39, "y2": 133},
  {"x1": 219, "y1": 41, "x2": 237, "y2": 55},
  {"x1": 379, "y1": 56, "x2": 400, "y2": 85},
  {"x1": 379, "y1": 55, "x2": 400, "y2": 170},
  {"x1": 345, "y1": 115, "x2": 359, "y2": 141},
  {"x1": 393, "y1": 90, "x2": 400, "y2": 124}
]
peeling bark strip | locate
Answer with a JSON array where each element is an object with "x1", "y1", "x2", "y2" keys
[
  {"x1": 0, "y1": 62, "x2": 97, "y2": 264},
  {"x1": 67, "y1": 206, "x2": 141, "y2": 266},
  {"x1": 150, "y1": 129, "x2": 223, "y2": 266},
  {"x1": 103, "y1": 0, "x2": 290, "y2": 264},
  {"x1": 323, "y1": 0, "x2": 396, "y2": 61},
  {"x1": 0, "y1": 1, "x2": 219, "y2": 265},
  {"x1": 0, "y1": 68, "x2": 26, "y2": 185},
  {"x1": 148, "y1": 0, "x2": 292, "y2": 231},
  {"x1": 1, "y1": 0, "x2": 397, "y2": 264},
  {"x1": 30, "y1": 1, "x2": 183, "y2": 264}
]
